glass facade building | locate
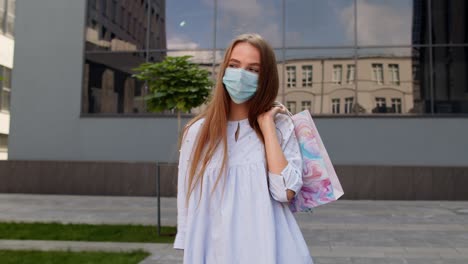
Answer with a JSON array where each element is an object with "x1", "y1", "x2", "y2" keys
[
  {"x1": 5, "y1": 0, "x2": 468, "y2": 198},
  {"x1": 82, "y1": 0, "x2": 468, "y2": 116}
]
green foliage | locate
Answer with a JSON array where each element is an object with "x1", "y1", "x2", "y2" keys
[
  {"x1": 133, "y1": 55, "x2": 213, "y2": 113},
  {"x1": 0, "y1": 222, "x2": 176, "y2": 243}
]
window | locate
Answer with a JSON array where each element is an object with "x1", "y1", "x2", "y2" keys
[
  {"x1": 389, "y1": 64, "x2": 400, "y2": 85},
  {"x1": 100, "y1": 26, "x2": 107, "y2": 39},
  {"x1": 0, "y1": 133, "x2": 7, "y2": 151},
  {"x1": 90, "y1": 19, "x2": 97, "y2": 29},
  {"x1": 286, "y1": 66, "x2": 296, "y2": 88},
  {"x1": 0, "y1": 0, "x2": 5, "y2": 33},
  {"x1": 372, "y1": 64, "x2": 384, "y2": 84},
  {"x1": 301, "y1": 101, "x2": 311, "y2": 112},
  {"x1": 333, "y1": 65, "x2": 342, "y2": 84},
  {"x1": 115, "y1": 2, "x2": 122, "y2": 26},
  {"x1": 7, "y1": 0, "x2": 13, "y2": 16},
  {"x1": 1, "y1": 0, "x2": 14, "y2": 36},
  {"x1": 346, "y1": 64, "x2": 355, "y2": 84},
  {"x1": 0, "y1": 66, "x2": 12, "y2": 112},
  {"x1": 286, "y1": 101, "x2": 296, "y2": 114},
  {"x1": 127, "y1": 12, "x2": 131, "y2": 33},
  {"x1": 302, "y1": 65, "x2": 312, "y2": 87},
  {"x1": 375, "y1": 97, "x2": 387, "y2": 113},
  {"x1": 3, "y1": 67, "x2": 11, "y2": 88},
  {"x1": 344, "y1": 97, "x2": 354, "y2": 114},
  {"x1": 332, "y1": 98, "x2": 340, "y2": 114},
  {"x1": 120, "y1": 7, "x2": 125, "y2": 28},
  {"x1": 375, "y1": 97, "x2": 386, "y2": 108},
  {"x1": 391, "y1": 98, "x2": 402, "y2": 113},
  {"x1": 6, "y1": 0, "x2": 14, "y2": 34},
  {"x1": 100, "y1": 0, "x2": 107, "y2": 16},
  {"x1": 111, "y1": 0, "x2": 117, "y2": 22},
  {"x1": 133, "y1": 17, "x2": 137, "y2": 38}
]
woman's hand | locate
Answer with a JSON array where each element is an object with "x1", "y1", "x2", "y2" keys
[
  {"x1": 257, "y1": 102, "x2": 287, "y2": 132},
  {"x1": 286, "y1": 190, "x2": 295, "y2": 201}
]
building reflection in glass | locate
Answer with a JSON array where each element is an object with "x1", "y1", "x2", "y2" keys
[
  {"x1": 81, "y1": 0, "x2": 468, "y2": 115},
  {"x1": 281, "y1": 52, "x2": 415, "y2": 115},
  {"x1": 83, "y1": 0, "x2": 166, "y2": 114}
]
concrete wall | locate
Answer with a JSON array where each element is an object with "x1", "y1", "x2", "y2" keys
[
  {"x1": 1, "y1": 160, "x2": 467, "y2": 200},
  {"x1": 316, "y1": 117, "x2": 468, "y2": 167},
  {"x1": 8, "y1": 0, "x2": 468, "y2": 167}
]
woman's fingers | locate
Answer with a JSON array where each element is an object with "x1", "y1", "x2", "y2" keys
[
  {"x1": 277, "y1": 104, "x2": 287, "y2": 114},
  {"x1": 271, "y1": 104, "x2": 286, "y2": 114},
  {"x1": 287, "y1": 190, "x2": 295, "y2": 202}
]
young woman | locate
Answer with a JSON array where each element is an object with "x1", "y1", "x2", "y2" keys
[{"x1": 174, "y1": 33, "x2": 313, "y2": 264}]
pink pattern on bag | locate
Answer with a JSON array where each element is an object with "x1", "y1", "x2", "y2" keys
[{"x1": 288, "y1": 110, "x2": 344, "y2": 212}]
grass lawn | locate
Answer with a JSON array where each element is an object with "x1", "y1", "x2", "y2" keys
[
  {"x1": 0, "y1": 249, "x2": 149, "y2": 264},
  {"x1": 0, "y1": 222, "x2": 176, "y2": 243}
]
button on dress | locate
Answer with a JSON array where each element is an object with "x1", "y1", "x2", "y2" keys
[{"x1": 174, "y1": 114, "x2": 313, "y2": 264}]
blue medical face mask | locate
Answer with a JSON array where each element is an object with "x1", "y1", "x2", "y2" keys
[{"x1": 222, "y1": 67, "x2": 259, "y2": 104}]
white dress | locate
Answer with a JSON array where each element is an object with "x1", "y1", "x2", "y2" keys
[{"x1": 174, "y1": 114, "x2": 313, "y2": 264}]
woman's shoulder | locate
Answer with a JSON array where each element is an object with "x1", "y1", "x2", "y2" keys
[{"x1": 182, "y1": 118, "x2": 205, "y2": 141}]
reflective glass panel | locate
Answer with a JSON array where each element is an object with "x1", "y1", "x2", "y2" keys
[
  {"x1": 283, "y1": 49, "x2": 355, "y2": 114},
  {"x1": 166, "y1": 0, "x2": 214, "y2": 49},
  {"x1": 431, "y1": 0, "x2": 468, "y2": 44},
  {"x1": 216, "y1": 0, "x2": 282, "y2": 48},
  {"x1": 286, "y1": 0, "x2": 355, "y2": 47},
  {"x1": 357, "y1": 48, "x2": 426, "y2": 115},
  {"x1": 431, "y1": 47, "x2": 468, "y2": 113},
  {"x1": 356, "y1": 0, "x2": 416, "y2": 45}
]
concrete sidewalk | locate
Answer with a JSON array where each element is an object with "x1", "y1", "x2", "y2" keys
[{"x1": 0, "y1": 194, "x2": 468, "y2": 264}]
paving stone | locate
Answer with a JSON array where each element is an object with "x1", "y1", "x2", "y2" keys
[{"x1": 0, "y1": 194, "x2": 467, "y2": 264}]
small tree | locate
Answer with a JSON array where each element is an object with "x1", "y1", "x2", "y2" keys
[{"x1": 133, "y1": 55, "x2": 213, "y2": 134}]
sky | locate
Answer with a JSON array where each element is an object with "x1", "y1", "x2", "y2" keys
[{"x1": 165, "y1": 0, "x2": 414, "y2": 62}]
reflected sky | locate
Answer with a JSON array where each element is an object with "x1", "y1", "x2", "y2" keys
[
  {"x1": 166, "y1": 0, "x2": 414, "y2": 50},
  {"x1": 166, "y1": 0, "x2": 214, "y2": 49},
  {"x1": 286, "y1": 0, "x2": 354, "y2": 46},
  {"x1": 356, "y1": 0, "x2": 413, "y2": 45}
]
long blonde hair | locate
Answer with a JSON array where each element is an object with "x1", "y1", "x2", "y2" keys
[{"x1": 183, "y1": 33, "x2": 279, "y2": 204}]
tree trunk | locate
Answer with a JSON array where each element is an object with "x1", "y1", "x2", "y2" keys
[{"x1": 177, "y1": 110, "x2": 181, "y2": 137}]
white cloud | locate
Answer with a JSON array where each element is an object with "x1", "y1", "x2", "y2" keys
[
  {"x1": 216, "y1": 0, "x2": 264, "y2": 21},
  {"x1": 167, "y1": 35, "x2": 222, "y2": 64},
  {"x1": 214, "y1": 0, "x2": 282, "y2": 47},
  {"x1": 340, "y1": 0, "x2": 412, "y2": 45},
  {"x1": 166, "y1": 35, "x2": 199, "y2": 50}
]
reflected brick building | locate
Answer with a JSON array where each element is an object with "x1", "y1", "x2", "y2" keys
[{"x1": 280, "y1": 56, "x2": 413, "y2": 115}]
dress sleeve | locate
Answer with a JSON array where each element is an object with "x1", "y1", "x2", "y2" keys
[
  {"x1": 173, "y1": 125, "x2": 195, "y2": 249},
  {"x1": 268, "y1": 115, "x2": 303, "y2": 203}
]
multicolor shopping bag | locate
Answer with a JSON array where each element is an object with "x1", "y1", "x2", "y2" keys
[{"x1": 288, "y1": 110, "x2": 344, "y2": 213}]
